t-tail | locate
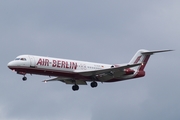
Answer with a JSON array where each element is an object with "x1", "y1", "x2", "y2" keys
[{"x1": 129, "y1": 49, "x2": 173, "y2": 77}]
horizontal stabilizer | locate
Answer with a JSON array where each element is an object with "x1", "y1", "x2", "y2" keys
[{"x1": 141, "y1": 49, "x2": 173, "y2": 55}]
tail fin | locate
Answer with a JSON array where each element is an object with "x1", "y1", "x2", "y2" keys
[{"x1": 129, "y1": 49, "x2": 173, "y2": 71}]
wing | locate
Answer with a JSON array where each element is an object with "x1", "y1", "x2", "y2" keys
[
  {"x1": 76, "y1": 63, "x2": 142, "y2": 82},
  {"x1": 42, "y1": 77, "x2": 87, "y2": 85},
  {"x1": 76, "y1": 63, "x2": 142, "y2": 76},
  {"x1": 42, "y1": 63, "x2": 141, "y2": 84}
]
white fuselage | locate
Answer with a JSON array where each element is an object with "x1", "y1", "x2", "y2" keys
[
  {"x1": 7, "y1": 49, "x2": 172, "y2": 91},
  {"x1": 8, "y1": 55, "x2": 125, "y2": 80},
  {"x1": 8, "y1": 54, "x2": 140, "y2": 82},
  {"x1": 8, "y1": 55, "x2": 113, "y2": 72}
]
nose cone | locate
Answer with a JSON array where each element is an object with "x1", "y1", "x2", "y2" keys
[{"x1": 7, "y1": 61, "x2": 15, "y2": 69}]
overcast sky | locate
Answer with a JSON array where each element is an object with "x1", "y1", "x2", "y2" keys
[{"x1": 0, "y1": 0, "x2": 179, "y2": 120}]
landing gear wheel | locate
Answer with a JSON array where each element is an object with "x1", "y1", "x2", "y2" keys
[
  {"x1": 91, "y1": 81, "x2": 98, "y2": 88},
  {"x1": 72, "y1": 84, "x2": 79, "y2": 91},
  {"x1": 22, "y1": 76, "x2": 27, "y2": 81}
]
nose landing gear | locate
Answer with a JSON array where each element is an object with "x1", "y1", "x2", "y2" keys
[{"x1": 22, "y1": 76, "x2": 27, "y2": 81}]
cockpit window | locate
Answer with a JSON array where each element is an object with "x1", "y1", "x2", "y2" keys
[
  {"x1": 15, "y1": 58, "x2": 26, "y2": 61},
  {"x1": 20, "y1": 58, "x2": 26, "y2": 61}
]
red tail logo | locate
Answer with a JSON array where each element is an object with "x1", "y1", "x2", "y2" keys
[{"x1": 134, "y1": 56, "x2": 142, "y2": 64}]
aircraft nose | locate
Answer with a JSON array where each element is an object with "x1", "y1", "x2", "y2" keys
[{"x1": 7, "y1": 61, "x2": 15, "y2": 68}]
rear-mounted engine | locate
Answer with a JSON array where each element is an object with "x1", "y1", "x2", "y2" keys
[{"x1": 124, "y1": 69, "x2": 135, "y2": 75}]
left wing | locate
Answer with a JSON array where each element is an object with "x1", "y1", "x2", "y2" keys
[
  {"x1": 42, "y1": 77, "x2": 87, "y2": 85},
  {"x1": 75, "y1": 63, "x2": 142, "y2": 82},
  {"x1": 42, "y1": 63, "x2": 141, "y2": 84},
  {"x1": 76, "y1": 63, "x2": 142, "y2": 77}
]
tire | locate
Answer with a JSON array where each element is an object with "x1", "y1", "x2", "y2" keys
[
  {"x1": 72, "y1": 84, "x2": 79, "y2": 91},
  {"x1": 90, "y1": 81, "x2": 98, "y2": 88},
  {"x1": 22, "y1": 77, "x2": 27, "y2": 81}
]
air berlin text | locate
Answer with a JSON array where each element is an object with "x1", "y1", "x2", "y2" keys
[{"x1": 36, "y1": 58, "x2": 77, "y2": 70}]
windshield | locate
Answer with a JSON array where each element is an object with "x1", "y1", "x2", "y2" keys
[
  {"x1": 15, "y1": 58, "x2": 20, "y2": 60},
  {"x1": 15, "y1": 58, "x2": 26, "y2": 61}
]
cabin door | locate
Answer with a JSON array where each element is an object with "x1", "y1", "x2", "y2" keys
[{"x1": 29, "y1": 56, "x2": 36, "y2": 68}]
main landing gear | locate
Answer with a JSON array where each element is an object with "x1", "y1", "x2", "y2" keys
[
  {"x1": 72, "y1": 84, "x2": 79, "y2": 91},
  {"x1": 90, "y1": 81, "x2": 98, "y2": 88},
  {"x1": 72, "y1": 81, "x2": 98, "y2": 91}
]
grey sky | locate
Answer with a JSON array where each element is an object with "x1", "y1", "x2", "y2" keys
[{"x1": 0, "y1": 1, "x2": 179, "y2": 120}]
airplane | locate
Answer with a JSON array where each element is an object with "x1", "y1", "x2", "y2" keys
[{"x1": 7, "y1": 49, "x2": 172, "y2": 91}]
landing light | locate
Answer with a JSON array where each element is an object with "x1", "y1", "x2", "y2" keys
[{"x1": 42, "y1": 80, "x2": 47, "y2": 83}]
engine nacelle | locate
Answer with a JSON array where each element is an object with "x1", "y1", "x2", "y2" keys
[
  {"x1": 111, "y1": 65, "x2": 135, "y2": 75},
  {"x1": 134, "y1": 71, "x2": 145, "y2": 78},
  {"x1": 124, "y1": 68, "x2": 135, "y2": 75}
]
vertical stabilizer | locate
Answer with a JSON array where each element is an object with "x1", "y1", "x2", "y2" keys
[
  {"x1": 129, "y1": 49, "x2": 150, "y2": 71},
  {"x1": 129, "y1": 49, "x2": 173, "y2": 71}
]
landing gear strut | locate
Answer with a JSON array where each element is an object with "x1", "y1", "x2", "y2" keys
[
  {"x1": 90, "y1": 81, "x2": 98, "y2": 88},
  {"x1": 72, "y1": 84, "x2": 79, "y2": 91},
  {"x1": 22, "y1": 76, "x2": 27, "y2": 81}
]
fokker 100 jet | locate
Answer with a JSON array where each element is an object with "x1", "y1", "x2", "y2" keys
[{"x1": 7, "y1": 49, "x2": 172, "y2": 91}]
